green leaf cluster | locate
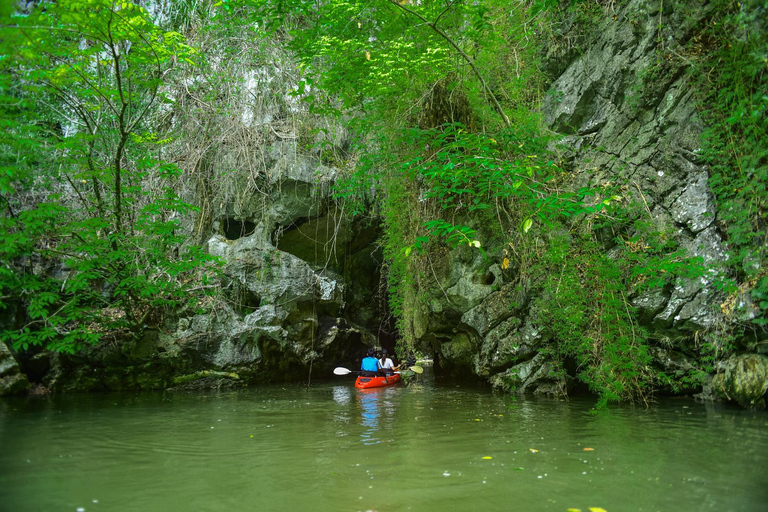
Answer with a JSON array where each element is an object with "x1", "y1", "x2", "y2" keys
[
  {"x1": 695, "y1": 0, "x2": 768, "y2": 327},
  {"x1": 538, "y1": 216, "x2": 706, "y2": 406},
  {"x1": 0, "y1": 0, "x2": 218, "y2": 353}
]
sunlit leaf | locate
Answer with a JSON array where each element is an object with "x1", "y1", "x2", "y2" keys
[{"x1": 523, "y1": 218, "x2": 533, "y2": 233}]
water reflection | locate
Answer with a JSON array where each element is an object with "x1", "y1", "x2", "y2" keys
[
  {"x1": 331, "y1": 386, "x2": 352, "y2": 436},
  {"x1": 356, "y1": 387, "x2": 398, "y2": 445},
  {"x1": 2, "y1": 384, "x2": 767, "y2": 512},
  {"x1": 331, "y1": 386, "x2": 351, "y2": 406}
]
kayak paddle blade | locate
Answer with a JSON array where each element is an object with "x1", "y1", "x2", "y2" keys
[
  {"x1": 410, "y1": 365, "x2": 424, "y2": 374},
  {"x1": 333, "y1": 367, "x2": 352, "y2": 376}
]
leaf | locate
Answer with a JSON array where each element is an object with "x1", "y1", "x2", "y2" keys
[
  {"x1": 523, "y1": 218, "x2": 533, "y2": 233},
  {"x1": 501, "y1": 257, "x2": 510, "y2": 270}
]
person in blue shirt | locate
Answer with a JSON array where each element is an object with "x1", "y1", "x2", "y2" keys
[{"x1": 360, "y1": 348, "x2": 380, "y2": 376}]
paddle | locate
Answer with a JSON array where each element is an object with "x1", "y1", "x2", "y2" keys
[
  {"x1": 333, "y1": 366, "x2": 423, "y2": 376},
  {"x1": 333, "y1": 367, "x2": 358, "y2": 376}
]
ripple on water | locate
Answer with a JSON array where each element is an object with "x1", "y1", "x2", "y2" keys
[{"x1": 1, "y1": 386, "x2": 767, "y2": 512}]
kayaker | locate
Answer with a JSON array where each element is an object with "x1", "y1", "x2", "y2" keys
[
  {"x1": 378, "y1": 349, "x2": 398, "y2": 376},
  {"x1": 360, "y1": 348, "x2": 380, "y2": 376}
]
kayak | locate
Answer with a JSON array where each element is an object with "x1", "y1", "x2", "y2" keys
[{"x1": 355, "y1": 373, "x2": 401, "y2": 389}]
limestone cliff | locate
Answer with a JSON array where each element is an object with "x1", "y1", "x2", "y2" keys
[
  {"x1": 4, "y1": 0, "x2": 765, "y2": 408},
  {"x1": 405, "y1": 0, "x2": 767, "y2": 407}
]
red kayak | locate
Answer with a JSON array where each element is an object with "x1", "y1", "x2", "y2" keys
[{"x1": 355, "y1": 373, "x2": 401, "y2": 389}]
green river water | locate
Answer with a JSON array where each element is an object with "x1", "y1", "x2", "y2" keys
[{"x1": 1, "y1": 374, "x2": 766, "y2": 512}]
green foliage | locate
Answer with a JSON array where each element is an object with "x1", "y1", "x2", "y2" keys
[
  {"x1": 269, "y1": 0, "x2": 585, "y2": 353},
  {"x1": 753, "y1": 277, "x2": 768, "y2": 327},
  {"x1": 380, "y1": 175, "x2": 421, "y2": 346},
  {"x1": 0, "y1": 1, "x2": 218, "y2": 353},
  {"x1": 538, "y1": 211, "x2": 706, "y2": 406},
  {"x1": 695, "y1": 0, "x2": 768, "y2": 326},
  {"x1": 256, "y1": 0, "x2": 492, "y2": 123}
]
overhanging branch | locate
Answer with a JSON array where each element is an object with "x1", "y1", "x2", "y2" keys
[{"x1": 386, "y1": 0, "x2": 511, "y2": 129}]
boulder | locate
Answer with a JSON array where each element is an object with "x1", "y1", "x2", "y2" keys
[
  {"x1": 713, "y1": 354, "x2": 768, "y2": 409},
  {"x1": 489, "y1": 353, "x2": 566, "y2": 396},
  {"x1": 0, "y1": 342, "x2": 29, "y2": 396}
]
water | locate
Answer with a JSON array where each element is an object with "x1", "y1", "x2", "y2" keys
[{"x1": 1, "y1": 376, "x2": 766, "y2": 512}]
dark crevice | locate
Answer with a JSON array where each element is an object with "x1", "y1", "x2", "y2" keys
[
  {"x1": 272, "y1": 216, "x2": 311, "y2": 245},
  {"x1": 222, "y1": 218, "x2": 256, "y2": 240},
  {"x1": 473, "y1": 271, "x2": 496, "y2": 286},
  {"x1": 233, "y1": 287, "x2": 262, "y2": 316}
]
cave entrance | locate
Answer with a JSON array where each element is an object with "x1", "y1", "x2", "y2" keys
[{"x1": 222, "y1": 218, "x2": 256, "y2": 240}]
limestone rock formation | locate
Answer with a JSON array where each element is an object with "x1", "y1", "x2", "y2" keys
[
  {"x1": 541, "y1": 0, "x2": 725, "y2": 334},
  {"x1": 414, "y1": 0, "x2": 737, "y2": 397},
  {"x1": 0, "y1": 342, "x2": 29, "y2": 396},
  {"x1": 713, "y1": 354, "x2": 768, "y2": 409}
]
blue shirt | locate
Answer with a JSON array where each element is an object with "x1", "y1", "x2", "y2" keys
[{"x1": 361, "y1": 356, "x2": 379, "y2": 372}]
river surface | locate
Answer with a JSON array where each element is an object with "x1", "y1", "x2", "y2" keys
[{"x1": 1, "y1": 374, "x2": 767, "y2": 512}]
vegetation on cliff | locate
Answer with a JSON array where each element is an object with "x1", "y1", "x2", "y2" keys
[
  {"x1": 1, "y1": 0, "x2": 765, "y2": 404},
  {"x1": 0, "y1": 1, "x2": 218, "y2": 353},
  {"x1": 696, "y1": 0, "x2": 768, "y2": 329}
]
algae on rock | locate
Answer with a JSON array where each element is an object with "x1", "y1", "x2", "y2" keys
[{"x1": 713, "y1": 354, "x2": 768, "y2": 409}]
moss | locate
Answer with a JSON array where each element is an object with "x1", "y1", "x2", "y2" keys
[
  {"x1": 172, "y1": 370, "x2": 240, "y2": 385},
  {"x1": 490, "y1": 369, "x2": 523, "y2": 393},
  {"x1": 440, "y1": 333, "x2": 474, "y2": 370},
  {"x1": 0, "y1": 373, "x2": 30, "y2": 396},
  {"x1": 716, "y1": 354, "x2": 768, "y2": 409}
]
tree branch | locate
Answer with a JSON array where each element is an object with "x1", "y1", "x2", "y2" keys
[{"x1": 386, "y1": 0, "x2": 511, "y2": 128}]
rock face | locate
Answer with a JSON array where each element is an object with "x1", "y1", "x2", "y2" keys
[
  {"x1": 17, "y1": 25, "x2": 395, "y2": 392},
  {"x1": 713, "y1": 354, "x2": 768, "y2": 409},
  {"x1": 541, "y1": 0, "x2": 725, "y2": 333},
  {"x1": 41, "y1": 153, "x2": 384, "y2": 391},
  {"x1": 411, "y1": 0, "x2": 744, "y2": 398},
  {"x1": 0, "y1": 342, "x2": 29, "y2": 396}
]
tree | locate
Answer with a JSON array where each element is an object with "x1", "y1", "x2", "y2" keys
[{"x1": 0, "y1": 0, "x2": 217, "y2": 353}]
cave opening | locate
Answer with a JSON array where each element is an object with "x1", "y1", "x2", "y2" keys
[{"x1": 222, "y1": 218, "x2": 256, "y2": 240}]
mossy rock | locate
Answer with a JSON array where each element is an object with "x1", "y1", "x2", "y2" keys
[
  {"x1": 104, "y1": 373, "x2": 127, "y2": 391},
  {"x1": 489, "y1": 370, "x2": 523, "y2": 393},
  {"x1": 714, "y1": 354, "x2": 768, "y2": 409},
  {"x1": 440, "y1": 333, "x2": 474, "y2": 370},
  {"x1": 0, "y1": 373, "x2": 30, "y2": 396},
  {"x1": 137, "y1": 373, "x2": 167, "y2": 390},
  {"x1": 172, "y1": 370, "x2": 240, "y2": 385}
]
